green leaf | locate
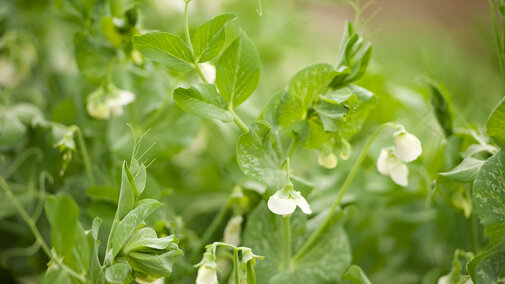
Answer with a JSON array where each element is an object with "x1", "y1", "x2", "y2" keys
[
  {"x1": 124, "y1": 250, "x2": 183, "y2": 279},
  {"x1": 242, "y1": 203, "x2": 351, "y2": 283},
  {"x1": 278, "y1": 64, "x2": 341, "y2": 127},
  {"x1": 192, "y1": 13, "x2": 237, "y2": 62},
  {"x1": 216, "y1": 32, "x2": 260, "y2": 108},
  {"x1": 173, "y1": 83, "x2": 233, "y2": 122},
  {"x1": 429, "y1": 82, "x2": 454, "y2": 137},
  {"x1": 468, "y1": 242, "x2": 505, "y2": 284},
  {"x1": 40, "y1": 269, "x2": 72, "y2": 284},
  {"x1": 130, "y1": 160, "x2": 147, "y2": 197},
  {"x1": 121, "y1": 227, "x2": 178, "y2": 255},
  {"x1": 236, "y1": 121, "x2": 284, "y2": 188},
  {"x1": 111, "y1": 199, "x2": 164, "y2": 257},
  {"x1": 88, "y1": 217, "x2": 105, "y2": 284},
  {"x1": 74, "y1": 32, "x2": 115, "y2": 84},
  {"x1": 105, "y1": 263, "x2": 132, "y2": 283},
  {"x1": 133, "y1": 32, "x2": 194, "y2": 72},
  {"x1": 87, "y1": 185, "x2": 119, "y2": 203},
  {"x1": 344, "y1": 265, "x2": 372, "y2": 284},
  {"x1": 45, "y1": 194, "x2": 79, "y2": 258},
  {"x1": 439, "y1": 157, "x2": 485, "y2": 183},
  {"x1": 472, "y1": 151, "x2": 505, "y2": 244},
  {"x1": 487, "y1": 96, "x2": 505, "y2": 150},
  {"x1": 115, "y1": 162, "x2": 136, "y2": 220}
]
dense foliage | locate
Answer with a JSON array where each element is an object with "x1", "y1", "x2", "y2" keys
[{"x1": 0, "y1": 0, "x2": 504, "y2": 283}]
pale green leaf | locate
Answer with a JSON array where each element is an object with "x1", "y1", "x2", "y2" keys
[
  {"x1": 216, "y1": 32, "x2": 260, "y2": 108},
  {"x1": 111, "y1": 199, "x2": 164, "y2": 257},
  {"x1": 344, "y1": 265, "x2": 372, "y2": 284},
  {"x1": 105, "y1": 263, "x2": 132, "y2": 283},
  {"x1": 487, "y1": 96, "x2": 505, "y2": 150},
  {"x1": 133, "y1": 32, "x2": 194, "y2": 72},
  {"x1": 472, "y1": 151, "x2": 505, "y2": 244},
  {"x1": 173, "y1": 83, "x2": 233, "y2": 122},
  {"x1": 236, "y1": 121, "x2": 284, "y2": 188},
  {"x1": 192, "y1": 13, "x2": 237, "y2": 62},
  {"x1": 439, "y1": 157, "x2": 485, "y2": 183},
  {"x1": 468, "y1": 242, "x2": 505, "y2": 284}
]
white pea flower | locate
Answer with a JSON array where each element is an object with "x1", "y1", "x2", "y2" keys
[
  {"x1": 87, "y1": 84, "x2": 135, "y2": 120},
  {"x1": 200, "y1": 62, "x2": 216, "y2": 83},
  {"x1": 318, "y1": 150, "x2": 338, "y2": 169},
  {"x1": 393, "y1": 130, "x2": 422, "y2": 163},
  {"x1": 377, "y1": 148, "x2": 409, "y2": 187},
  {"x1": 196, "y1": 265, "x2": 218, "y2": 284},
  {"x1": 223, "y1": 215, "x2": 243, "y2": 246},
  {"x1": 267, "y1": 187, "x2": 312, "y2": 216}
]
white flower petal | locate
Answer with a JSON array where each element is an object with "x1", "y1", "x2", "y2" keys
[
  {"x1": 291, "y1": 191, "x2": 312, "y2": 214},
  {"x1": 223, "y1": 215, "x2": 243, "y2": 246},
  {"x1": 108, "y1": 89, "x2": 135, "y2": 107},
  {"x1": 267, "y1": 190, "x2": 296, "y2": 216},
  {"x1": 200, "y1": 63, "x2": 216, "y2": 83},
  {"x1": 387, "y1": 158, "x2": 409, "y2": 187},
  {"x1": 394, "y1": 132, "x2": 422, "y2": 163},
  {"x1": 196, "y1": 266, "x2": 218, "y2": 284},
  {"x1": 377, "y1": 148, "x2": 391, "y2": 175},
  {"x1": 86, "y1": 88, "x2": 110, "y2": 119}
]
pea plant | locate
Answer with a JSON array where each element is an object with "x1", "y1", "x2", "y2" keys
[{"x1": 0, "y1": 0, "x2": 504, "y2": 283}]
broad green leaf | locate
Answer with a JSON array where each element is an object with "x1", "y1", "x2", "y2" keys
[
  {"x1": 45, "y1": 194, "x2": 79, "y2": 258},
  {"x1": 115, "y1": 162, "x2": 135, "y2": 220},
  {"x1": 105, "y1": 262, "x2": 132, "y2": 283},
  {"x1": 236, "y1": 121, "x2": 284, "y2": 188},
  {"x1": 111, "y1": 199, "x2": 164, "y2": 257},
  {"x1": 243, "y1": 203, "x2": 351, "y2": 283},
  {"x1": 74, "y1": 32, "x2": 115, "y2": 84},
  {"x1": 88, "y1": 217, "x2": 105, "y2": 284},
  {"x1": 468, "y1": 242, "x2": 505, "y2": 284},
  {"x1": 278, "y1": 64, "x2": 341, "y2": 127},
  {"x1": 472, "y1": 151, "x2": 505, "y2": 244},
  {"x1": 429, "y1": 82, "x2": 454, "y2": 137},
  {"x1": 133, "y1": 32, "x2": 194, "y2": 72},
  {"x1": 121, "y1": 227, "x2": 178, "y2": 255},
  {"x1": 124, "y1": 250, "x2": 183, "y2": 279},
  {"x1": 344, "y1": 265, "x2": 372, "y2": 284},
  {"x1": 192, "y1": 13, "x2": 237, "y2": 62},
  {"x1": 173, "y1": 83, "x2": 233, "y2": 122},
  {"x1": 216, "y1": 32, "x2": 260, "y2": 108},
  {"x1": 439, "y1": 157, "x2": 485, "y2": 183},
  {"x1": 487, "y1": 96, "x2": 505, "y2": 150}
]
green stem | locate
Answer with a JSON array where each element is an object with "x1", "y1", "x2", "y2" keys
[
  {"x1": 194, "y1": 64, "x2": 209, "y2": 84},
  {"x1": 291, "y1": 123, "x2": 392, "y2": 264},
  {"x1": 233, "y1": 248, "x2": 241, "y2": 284},
  {"x1": 184, "y1": 0, "x2": 193, "y2": 54},
  {"x1": 3, "y1": 148, "x2": 42, "y2": 180},
  {"x1": 190, "y1": 201, "x2": 231, "y2": 262},
  {"x1": 282, "y1": 216, "x2": 292, "y2": 270},
  {"x1": 230, "y1": 109, "x2": 249, "y2": 133},
  {"x1": 72, "y1": 126, "x2": 95, "y2": 185},
  {"x1": 0, "y1": 178, "x2": 86, "y2": 282},
  {"x1": 286, "y1": 137, "x2": 299, "y2": 159},
  {"x1": 489, "y1": 0, "x2": 505, "y2": 84}
]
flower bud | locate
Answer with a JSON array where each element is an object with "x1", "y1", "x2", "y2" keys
[
  {"x1": 223, "y1": 215, "x2": 243, "y2": 246},
  {"x1": 196, "y1": 265, "x2": 218, "y2": 284}
]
